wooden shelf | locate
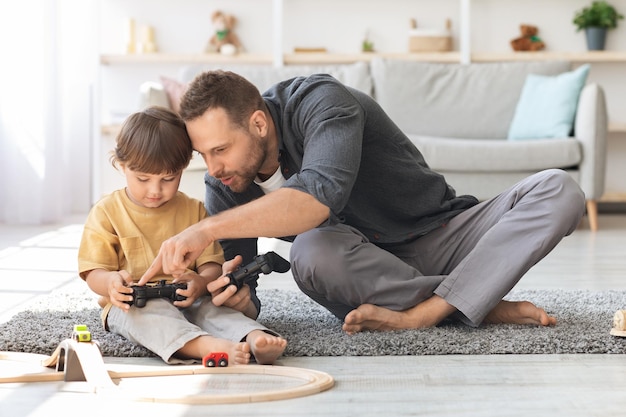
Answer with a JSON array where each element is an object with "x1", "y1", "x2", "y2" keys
[
  {"x1": 100, "y1": 53, "x2": 273, "y2": 65},
  {"x1": 100, "y1": 51, "x2": 626, "y2": 66},
  {"x1": 283, "y1": 52, "x2": 461, "y2": 64},
  {"x1": 99, "y1": 52, "x2": 462, "y2": 66},
  {"x1": 601, "y1": 192, "x2": 626, "y2": 202},
  {"x1": 471, "y1": 51, "x2": 626, "y2": 63},
  {"x1": 101, "y1": 124, "x2": 121, "y2": 136},
  {"x1": 609, "y1": 122, "x2": 626, "y2": 133}
]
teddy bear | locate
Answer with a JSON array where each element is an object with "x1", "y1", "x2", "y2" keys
[
  {"x1": 205, "y1": 10, "x2": 244, "y2": 55},
  {"x1": 510, "y1": 24, "x2": 545, "y2": 51}
]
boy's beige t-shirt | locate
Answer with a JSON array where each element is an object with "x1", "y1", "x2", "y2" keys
[{"x1": 78, "y1": 189, "x2": 224, "y2": 323}]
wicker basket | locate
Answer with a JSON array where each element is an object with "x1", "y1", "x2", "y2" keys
[
  {"x1": 408, "y1": 32, "x2": 452, "y2": 52},
  {"x1": 408, "y1": 19, "x2": 452, "y2": 52}
]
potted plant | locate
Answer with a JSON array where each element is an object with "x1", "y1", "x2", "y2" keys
[{"x1": 573, "y1": 1, "x2": 624, "y2": 50}]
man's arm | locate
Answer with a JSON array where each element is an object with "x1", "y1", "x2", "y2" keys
[
  {"x1": 205, "y1": 187, "x2": 328, "y2": 242},
  {"x1": 139, "y1": 187, "x2": 328, "y2": 284}
]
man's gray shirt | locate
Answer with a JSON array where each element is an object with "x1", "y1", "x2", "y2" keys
[{"x1": 205, "y1": 74, "x2": 477, "y2": 262}]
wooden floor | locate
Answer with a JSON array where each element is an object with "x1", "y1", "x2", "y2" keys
[{"x1": 1, "y1": 214, "x2": 626, "y2": 416}]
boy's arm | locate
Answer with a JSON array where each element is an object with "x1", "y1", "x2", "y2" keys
[
  {"x1": 85, "y1": 268, "x2": 134, "y2": 312},
  {"x1": 195, "y1": 261, "x2": 221, "y2": 285}
]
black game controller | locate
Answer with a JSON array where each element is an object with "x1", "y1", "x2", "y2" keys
[
  {"x1": 227, "y1": 251, "x2": 291, "y2": 290},
  {"x1": 126, "y1": 279, "x2": 187, "y2": 308}
]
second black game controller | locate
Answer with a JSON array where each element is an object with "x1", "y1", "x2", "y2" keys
[{"x1": 227, "y1": 251, "x2": 291, "y2": 290}]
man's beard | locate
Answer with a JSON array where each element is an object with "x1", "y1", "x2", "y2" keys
[{"x1": 223, "y1": 135, "x2": 267, "y2": 193}]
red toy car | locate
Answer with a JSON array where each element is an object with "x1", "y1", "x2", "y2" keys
[{"x1": 203, "y1": 352, "x2": 229, "y2": 367}]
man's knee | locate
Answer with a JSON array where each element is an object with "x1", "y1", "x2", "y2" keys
[
  {"x1": 535, "y1": 169, "x2": 585, "y2": 232},
  {"x1": 543, "y1": 169, "x2": 585, "y2": 209},
  {"x1": 289, "y1": 228, "x2": 356, "y2": 319},
  {"x1": 290, "y1": 228, "x2": 345, "y2": 288}
]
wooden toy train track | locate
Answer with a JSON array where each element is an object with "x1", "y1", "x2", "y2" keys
[
  {"x1": 0, "y1": 338, "x2": 334, "y2": 404},
  {"x1": 610, "y1": 310, "x2": 626, "y2": 337}
]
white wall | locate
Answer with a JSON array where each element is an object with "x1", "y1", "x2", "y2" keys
[
  {"x1": 61, "y1": 0, "x2": 99, "y2": 213},
  {"x1": 96, "y1": 0, "x2": 626, "y2": 202},
  {"x1": 0, "y1": 0, "x2": 97, "y2": 223},
  {"x1": 97, "y1": 0, "x2": 626, "y2": 117},
  {"x1": 98, "y1": 0, "x2": 626, "y2": 54},
  {"x1": 97, "y1": 0, "x2": 626, "y2": 120}
]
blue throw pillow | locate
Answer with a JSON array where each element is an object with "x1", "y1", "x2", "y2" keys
[{"x1": 507, "y1": 64, "x2": 590, "y2": 140}]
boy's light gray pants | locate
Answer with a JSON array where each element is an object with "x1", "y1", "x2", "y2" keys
[
  {"x1": 107, "y1": 297, "x2": 274, "y2": 364},
  {"x1": 290, "y1": 169, "x2": 585, "y2": 326}
]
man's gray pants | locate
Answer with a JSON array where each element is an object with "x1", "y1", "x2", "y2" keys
[{"x1": 289, "y1": 169, "x2": 586, "y2": 326}]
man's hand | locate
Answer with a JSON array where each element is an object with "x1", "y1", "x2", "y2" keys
[
  {"x1": 138, "y1": 223, "x2": 213, "y2": 285},
  {"x1": 208, "y1": 256, "x2": 258, "y2": 318},
  {"x1": 207, "y1": 256, "x2": 243, "y2": 305}
]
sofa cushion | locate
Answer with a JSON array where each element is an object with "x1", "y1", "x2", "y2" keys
[
  {"x1": 370, "y1": 59, "x2": 571, "y2": 139},
  {"x1": 160, "y1": 76, "x2": 188, "y2": 113},
  {"x1": 508, "y1": 64, "x2": 590, "y2": 140},
  {"x1": 408, "y1": 134, "x2": 582, "y2": 172},
  {"x1": 178, "y1": 61, "x2": 373, "y2": 96},
  {"x1": 138, "y1": 81, "x2": 170, "y2": 110}
]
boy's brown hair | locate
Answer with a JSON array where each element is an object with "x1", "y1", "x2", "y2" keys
[{"x1": 111, "y1": 106, "x2": 193, "y2": 174}]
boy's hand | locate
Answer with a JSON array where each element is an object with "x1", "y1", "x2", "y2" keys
[
  {"x1": 172, "y1": 271, "x2": 209, "y2": 308},
  {"x1": 108, "y1": 270, "x2": 134, "y2": 312}
]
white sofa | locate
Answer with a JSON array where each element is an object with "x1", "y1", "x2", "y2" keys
[{"x1": 142, "y1": 58, "x2": 607, "y2": 230}]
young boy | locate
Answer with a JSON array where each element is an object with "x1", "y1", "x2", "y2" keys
[{"x1": 78, "y1": 106, "x2": 286, "y2": 365}]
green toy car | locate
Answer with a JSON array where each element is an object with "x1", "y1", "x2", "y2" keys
[{"x1": 72, "y1": 324, "x2": 91, "y2": 342}]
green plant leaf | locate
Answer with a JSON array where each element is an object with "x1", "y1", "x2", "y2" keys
[{"x1": 573, "y1": 1, "x2": 624, "y2": 31}]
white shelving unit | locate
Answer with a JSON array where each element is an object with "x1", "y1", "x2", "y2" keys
[
  {"x1": 97, "y1": 0, "x2": 626, "y2": 67},
  {"x1": 96, "y1": 0, "x2": 626, "y2": 203}
]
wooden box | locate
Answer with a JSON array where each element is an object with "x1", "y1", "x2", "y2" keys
[{"x1": 408, "y1": 29, "x2": 452, "y2": 52}]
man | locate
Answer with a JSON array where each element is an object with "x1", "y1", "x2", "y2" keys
[{"x1": 139, "y1": 70, "x2": 585, "y2": 334}]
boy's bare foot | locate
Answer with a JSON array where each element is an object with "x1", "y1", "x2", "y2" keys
[
  {"x1": 484, "y1": 300, "x2": 556, "y2": 326},
  {"x1": 177, "y1": 335, "x2": 251, "y2": 364},
  {"x1": 246, "y1": 330, "x2": 287, "y2": 364},
  {"x1": 342, "y1": 295, "x2": 456, "y2": 335},
  {"x1": 227, "y1": 341, "x2": 252, "y2": 365}
]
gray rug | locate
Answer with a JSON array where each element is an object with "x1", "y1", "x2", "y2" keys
[{"x1": 2, "y1": 287, "x2": 626, "y2": 357}]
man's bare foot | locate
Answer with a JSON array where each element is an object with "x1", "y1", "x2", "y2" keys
[
  {"x1": 342, "y1": 295, "x2": 456, "y2": 335},
  {"x1": 177, "y1": 335, "x2": 251, "y2": 364},
  {"x1": 246, "y1": 330, "x2": 287, "y2": 364},
  {"x1": 484, "y1": 300, "x2": 556, "y2": 326},
  {"x1": 343, "y1": 304, "x2": 403, "y2": 335}
]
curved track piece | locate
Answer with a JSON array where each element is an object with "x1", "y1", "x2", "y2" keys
[
  {"x1": 115, "y1": 364, "x2": 335, "y2": 404},
  {"x1": 2, "y1": 340, "x2": 334, "y2": 403},
  {"x1": 40, "y1": 339, "x2": 114, "y2": 388}
]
